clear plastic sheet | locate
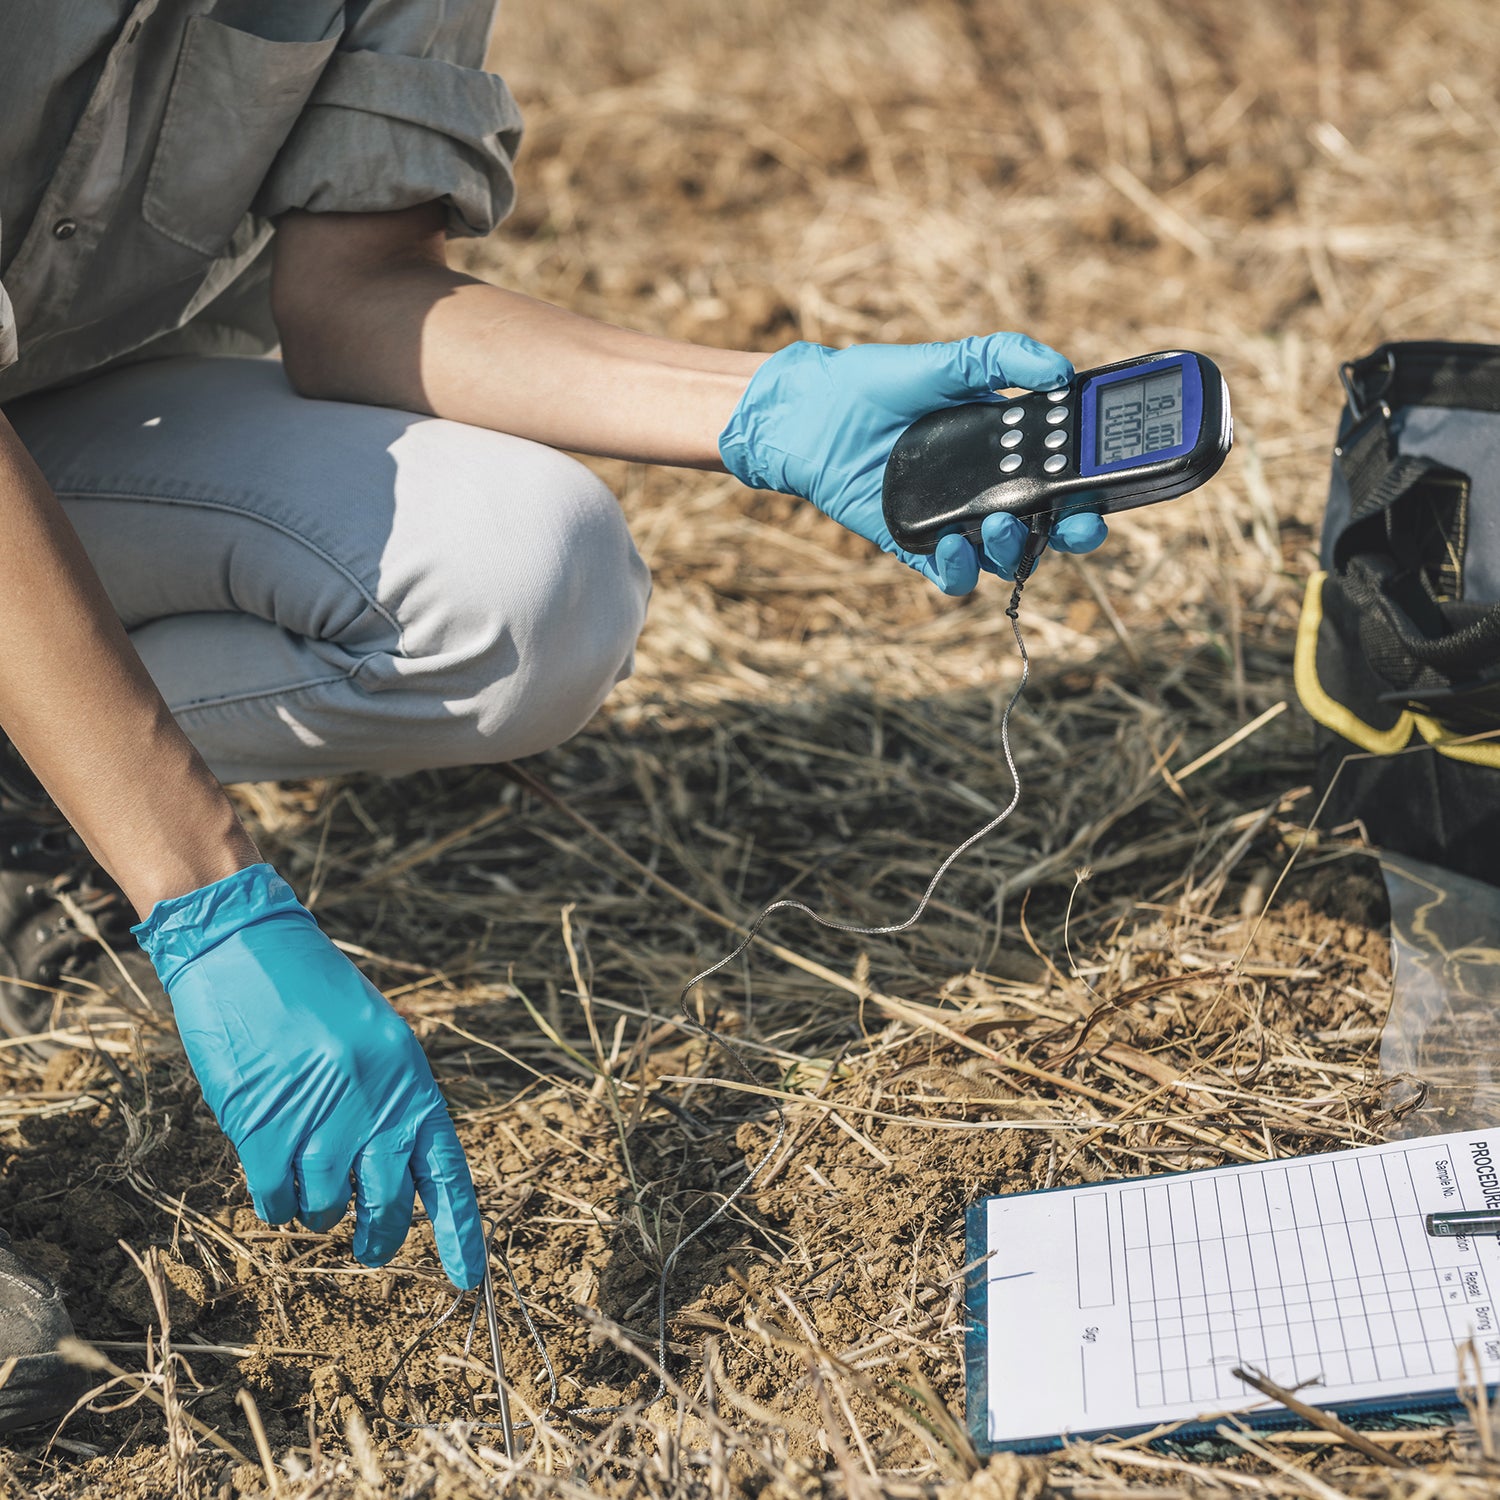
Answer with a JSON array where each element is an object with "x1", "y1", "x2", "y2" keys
[{"x1": 1379, "y1": 854, "x2": 1500, "y2": 1139}]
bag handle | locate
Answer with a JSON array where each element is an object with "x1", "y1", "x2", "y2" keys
[
  {"x1": 1325, "y1": 343, "x2": 1500, "y2": 707},
  {"x1": 1335, "y1": 400, "x2": 1454, "y2": 529},
  {"x1": 1341, "y1": 558, "x2": 1500, "y2": 686},
  {"x1": 1332, "y1": 350, "x2": 1470, "y2": 597}
]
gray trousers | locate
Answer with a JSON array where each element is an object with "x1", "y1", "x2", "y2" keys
[{"x1": 4, "y1": 357, "x2": 651, "y2": 783}]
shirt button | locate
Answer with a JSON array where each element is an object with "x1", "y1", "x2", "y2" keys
[{"x1": 52, "y1": 218, "x2": 78, "y2": 240}]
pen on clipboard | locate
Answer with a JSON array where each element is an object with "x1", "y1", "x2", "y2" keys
[{"x1": 1426, "y1": 1210, "x2": 1500, "y2": 1237}]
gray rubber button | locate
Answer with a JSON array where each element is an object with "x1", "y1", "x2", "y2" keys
[
  {"x1": 1044, "y1": 453, "x2": 1067, "y2": 473},
  {"x1": 1044, "y1": 430, "x2": 1067, "y2": 450},
  {"x1": 999, "y1": 453, "x2": 1023, "y2": 473},
  {"x1": 1047, "y1": 387, "x2": 1068, "y2": 402},
  {"x1": 1001, "y1": 429, "x2": 1023, "y2": 449},
  {"x1": 1002, "y1": 406, "x2": 1024, "y2": 426},
  {"x1": 1046, "y1": 406, "x2": 1069, "y2": 425}
]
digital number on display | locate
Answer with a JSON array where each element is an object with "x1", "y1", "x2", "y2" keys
[{"x1": 1098, "y1": 370, "x2": 1184, "y2": 466}]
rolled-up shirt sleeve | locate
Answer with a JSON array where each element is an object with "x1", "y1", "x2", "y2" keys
[{"x1": 254, "y1": 0, "x2": 523, "y2": 236}]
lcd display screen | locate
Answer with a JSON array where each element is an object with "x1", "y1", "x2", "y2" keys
[{"x1": 1096, "y1": 367, "x2": 1184, "y2": 466}]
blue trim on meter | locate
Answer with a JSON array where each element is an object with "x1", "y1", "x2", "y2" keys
[{"x1": 1078, "y1": 353, "x2": 1203, "y2": 479}]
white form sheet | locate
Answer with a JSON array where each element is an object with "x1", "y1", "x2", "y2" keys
[{"x1": 974, "y1": 1131, "x2": 1500, "y2": 1449}]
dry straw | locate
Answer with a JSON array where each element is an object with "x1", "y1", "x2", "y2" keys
[{"x1": 7, "y1": 0, "x2": 1500, "y2": 1496}]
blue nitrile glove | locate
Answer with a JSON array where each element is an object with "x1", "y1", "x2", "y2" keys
[
  {"x1": 719, "y1": 335, "x2": 1109, "y2": 594},
  {"x1": 133, "y1": 863, "x2": 485, "y2": 1290}
]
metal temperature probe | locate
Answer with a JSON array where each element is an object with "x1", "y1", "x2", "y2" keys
[{"x1": 882, "y1": 349, "x2": 1233, "y2": 569}]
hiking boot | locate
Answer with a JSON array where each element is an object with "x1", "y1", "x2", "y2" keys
[
  {"x1": 0, "y1": 815, "x2": 154, "y2": 1049},
  {"x1": 0, "y1": 1231, "x2": 84, "y2": 1434},
  {"x1": 0, "y1": 734, "x2": 162, "y2": 1047}
]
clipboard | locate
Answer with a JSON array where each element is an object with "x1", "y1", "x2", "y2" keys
[{"x1": 965, "y1": 1131, "x2": 1500, "y2": 1453}]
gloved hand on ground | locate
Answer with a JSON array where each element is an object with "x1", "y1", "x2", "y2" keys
[
  {"x1": 718, "y1": 333, "x2": 1109, "y2": 594},
  {"x1": 133, "y1": 864, "x2": 486, "y2": 1290}
]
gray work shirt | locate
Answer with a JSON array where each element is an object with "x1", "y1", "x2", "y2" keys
[{"x1": 0, "y1": 0, "x2": 523, "y2": 403}]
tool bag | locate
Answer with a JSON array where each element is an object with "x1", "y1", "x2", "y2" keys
[{"x1": 1295, "y1": 341, "x2": 1500, "y2": 883}]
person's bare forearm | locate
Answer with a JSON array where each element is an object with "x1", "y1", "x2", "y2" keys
[
  {"x1": 272, "y1": 205, "x2": 765, "y2": 466},
  {"x1": 360, "y1": 278, "x2": 763, "y2": 466},
  {"x1": 0, "y1": 419, "x2": 259, "y2": 916}
]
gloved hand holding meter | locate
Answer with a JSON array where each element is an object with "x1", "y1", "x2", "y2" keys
[{"x1": 721, "y1": 333, "x2": 1111, "y2": 593}]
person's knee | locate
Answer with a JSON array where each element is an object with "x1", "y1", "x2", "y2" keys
[
  {"x1": 396, "y1": 439, "x2": 650, "y2": 765},
  {"x1": 480, "y1": 456, "x2": 649, "y2": 754}
]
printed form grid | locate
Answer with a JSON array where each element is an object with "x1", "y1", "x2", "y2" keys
[{"x1": 1118, "y1": 1150, "x2": 1494, "y2": 1408}]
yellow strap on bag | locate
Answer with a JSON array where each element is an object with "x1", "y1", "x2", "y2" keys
[{"x1": 1294, "y1": 570, "x2": 1500, "y2": 768}]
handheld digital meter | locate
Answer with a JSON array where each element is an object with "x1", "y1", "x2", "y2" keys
[{"x1": 881, "y1": 350, "x2": 1232, "y2": 557}]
